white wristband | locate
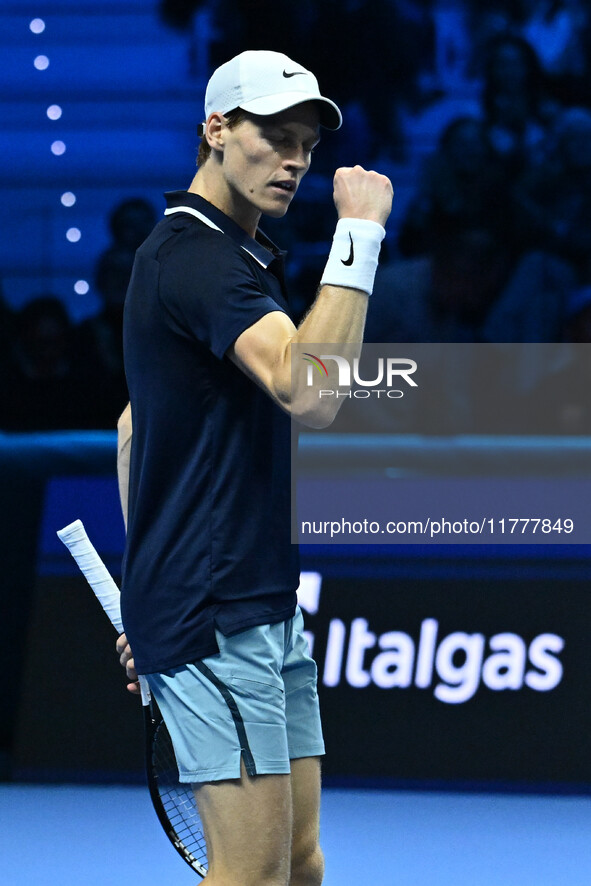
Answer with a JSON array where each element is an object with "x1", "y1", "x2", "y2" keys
[{"x1": 320, "y1": 218, "x2": 386, "y2": 296}]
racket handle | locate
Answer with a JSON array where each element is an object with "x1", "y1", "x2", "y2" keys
[
  {"x1": 57, "y1": 519, "x2": 123, "y2": 632},
  {"x1": 57, "y1": 519, "x2": 151, "y2": 706}
]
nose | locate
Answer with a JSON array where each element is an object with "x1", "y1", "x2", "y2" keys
[{"x1": 284, "y1": 145, "x2": 311, "y2": 172}]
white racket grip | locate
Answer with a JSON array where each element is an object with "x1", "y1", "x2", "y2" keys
[
  {"x1": 57, "y1": 519, "x2": 123, "y2": 632},
  {"x1": 57, "y1": 519, "x2": 151, "y2": 706}
]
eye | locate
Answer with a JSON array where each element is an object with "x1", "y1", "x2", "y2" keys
[{"x1": 266, "y1": 132, "x2": 288, "y2": 147}]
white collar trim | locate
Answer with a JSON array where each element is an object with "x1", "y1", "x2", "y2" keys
[
  {"x1": 164, "y1": 206, "x2": 267, "y2": 267},
  {"x1": 164, "y1": 205, "x2": 222, "y2": 231}
]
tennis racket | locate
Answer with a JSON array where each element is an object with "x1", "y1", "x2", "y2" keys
[{"x1": 56, "y1": 519, "x2": 208, "y2": 879}]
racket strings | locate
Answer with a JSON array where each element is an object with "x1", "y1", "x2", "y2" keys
[{"x1": 152, "y1": 721, "x2": 208, "y2": 873}]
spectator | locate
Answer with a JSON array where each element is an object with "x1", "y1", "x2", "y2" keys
[
  {"x1": 310, "y1": 0, "x2": 435, "y2": 164},
  {"x1": 522, "y1": 0, "x2": 589, "y2": 102},
  {"x1": 77, "y1": 197, "x2": 157, "y2": 426},
  {"x1": 0, "y1": 297, "x2": 102, "y2": 430},
  {"x1": 466, "y1": 0, "x2": 548, "y2": 61},
  {"x1": 367, "y1": 223, "x2": 574, "y2": 345},
  {"x1": 512, "y1": 106, "x2": 591, "y2": 276},
  {"x1": 398, "y1": 115, "x2": 511, "y2": 258},
  {"x1": 480, "y1": 34, "x2": 550, "y2": 180}
]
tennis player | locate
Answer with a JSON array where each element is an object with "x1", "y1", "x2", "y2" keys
[{"x1": 116, "y1": 50, "x2": 392, "y2": 886}]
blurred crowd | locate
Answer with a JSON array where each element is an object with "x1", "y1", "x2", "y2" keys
[
  {"x1": 0, "y1": 199, "x2": 156, "y2": 432},
  {"x1": 2, "y1": 0, "x2": 591, "y2": 433}
]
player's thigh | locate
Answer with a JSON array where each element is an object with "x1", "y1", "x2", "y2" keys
[
  {"x1": 290, "y1": 756, "x2": 323, "y2": 876},
  {"x1": 194, "y1": 758, "x2": 293, "y2": 886}
]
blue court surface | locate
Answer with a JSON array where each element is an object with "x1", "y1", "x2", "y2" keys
[{"x1": 2, "y1": 784, "x2": 591, "y2": 885}]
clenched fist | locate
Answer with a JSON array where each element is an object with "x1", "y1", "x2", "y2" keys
[{"x1": 333, "y1": 165, "x2": 393, "y2": 228}]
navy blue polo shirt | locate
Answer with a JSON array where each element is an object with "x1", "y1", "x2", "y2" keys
[{"x1": 121, "y1": 191, "x2": 300, "y2": 674}]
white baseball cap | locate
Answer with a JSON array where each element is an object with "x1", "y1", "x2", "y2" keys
[{"x1": 204, "y1": 50, "x2": 342, "y2": 131}]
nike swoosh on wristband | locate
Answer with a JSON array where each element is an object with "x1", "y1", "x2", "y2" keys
[
  {"x1": 283, "y1": 70, "x2": 307, "y2": 78},
  {"x1": 341, "y1": 232, "x2": 354, "y2": 266}
]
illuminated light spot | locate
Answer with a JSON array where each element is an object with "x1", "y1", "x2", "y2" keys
[
  {"x1": 30, "y1": 19, "x2": 45, "y2": 34},
  {"x1": 47, "y1": 104, "x2": 62, "y2": 120},
  {"x1": 34, "y1": 55, "x2": 50, "y2": 70},
  {"x1": 61, "y1": 192, "x2": 76, "y2": 207},
  {"x1": 66, "y1": 227, "x2": 81, "y2": 242},
  {"x1": 74, "y1": 280, "x2": 90, "y2": 295},
  {"x1": 51, "y1": 140, "x2": 66, "y2": 156}
]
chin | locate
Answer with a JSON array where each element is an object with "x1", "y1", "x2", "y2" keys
[{"x1": 263, "y1": 204, "x2": 291, "y2": 219}]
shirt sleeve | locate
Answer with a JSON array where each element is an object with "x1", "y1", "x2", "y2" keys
[{"x1": 157, "y1": 222, "x2": 286, "y2": 359}]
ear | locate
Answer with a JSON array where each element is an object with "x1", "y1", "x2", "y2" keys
[{"x1": 205, "y1": 112, "x2": 226, "y2": 154}]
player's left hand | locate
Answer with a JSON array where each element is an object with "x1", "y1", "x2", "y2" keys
[{"x1": 116, "y1": 632, "x2": 141, "y2": 695}]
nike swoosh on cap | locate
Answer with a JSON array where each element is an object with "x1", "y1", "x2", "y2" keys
[
  {"x1": 341, "y1": 232, "x2": 354, "y2": 266},
  {"x1": 283, "y1": 70, "x2": 307, "y2": 78}
]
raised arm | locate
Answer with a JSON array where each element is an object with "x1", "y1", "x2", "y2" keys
[{"x1": 228, "y1": 165, "x2": 393, "y2": 427}]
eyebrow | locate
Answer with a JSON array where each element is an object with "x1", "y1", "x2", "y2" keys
[
  {"x1": 264, "y1": 122, "x2": 321, "y2": 148},
  {"x1": 304, "y1": 133, "x2": 321, "y2": 150}
]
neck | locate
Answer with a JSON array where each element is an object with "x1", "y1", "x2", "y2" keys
[{"x1": 187, "y1": 166, "x2": 261, "y2": 238}]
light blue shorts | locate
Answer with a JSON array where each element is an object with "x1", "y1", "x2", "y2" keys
[{"x1": 145, "y1": 607, "x2": 325, "y2": 784}]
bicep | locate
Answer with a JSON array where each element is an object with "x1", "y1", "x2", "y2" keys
[{"x1": 227, "y1": 310, "x2": 297, "y2": 409}]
